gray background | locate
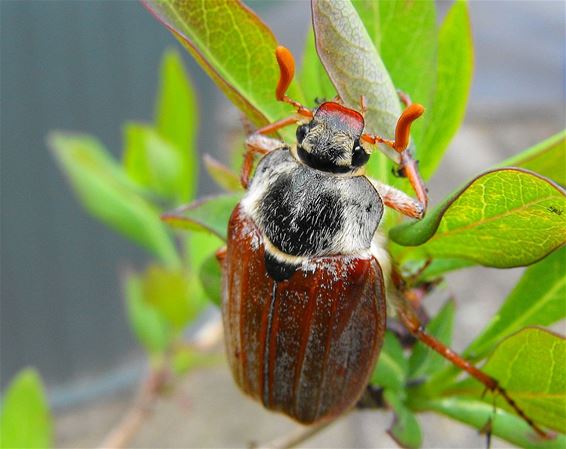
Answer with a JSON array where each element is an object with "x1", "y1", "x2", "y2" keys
[{"x1": 1, "y1": 0, "x2": 565, "y2": 447}]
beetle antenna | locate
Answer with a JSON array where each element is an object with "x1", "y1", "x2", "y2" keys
[
  {"x1": 361, "y1": 103, "x2": 424, "y2": 153},
  {"x1": 275, "y1": 46, "x2": 313, "y2": 118},
  {"x1": 392, "y1": 104, "x2": 425, "y2": 152}
]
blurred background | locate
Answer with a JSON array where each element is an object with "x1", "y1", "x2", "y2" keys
[{"x1": 1, "y1": 1, "x2": 564, "y2": 447}]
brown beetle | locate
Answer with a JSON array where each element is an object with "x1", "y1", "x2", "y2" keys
[{"x1": 216, "y1": 46, "x2": 549, "y2": 436}]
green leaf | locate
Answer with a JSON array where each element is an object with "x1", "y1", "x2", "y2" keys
[
  {"x1": 198, "y1": 251, "x2": 223, "y2": 307},
  {"x1": 311, "y1": 0, "x2": 401, "y2": 185},
  {"x1": 155, "y1": 49, "x2": 198, "y2": 202},
  {"x1": 187, "y1": 231, "x2": 223, "y2": 308},
  {"x1": 161, "y1": 193, "x2": 243, "y2": 241},
  {"x1": 203, "y1": 154, "x2": 242, "y2": 192},
  {"x1": 391, "y1": 168, "x2": 566, "y2": 268},
  {"x1": 123, "y1": 123, "x2": 184, "y2": 201},
  {"x1": 466, "y1": 246, "x2": 566, "y2": 360},
  {"x1": 142, "y1": 264, "x2": 199, "y2": 330},
  {"x1": 298, "y1": 30, "x2": 336, "y2": 107},
  {"x1": 124, "y1": 271, "x2": 171, "y2": 354},
  {"x1": 353, "y1": 0, "x2": 437, "y2": 155},
  {"x1": 0, "y1": 369, "x2": 52, "y2": 449},
  {"x1": 384, "y1": 390, "x2": 423, "y2": 449},
  {"x1": 172, "y1": 346, "x2": 223, "y2": 376},
  {"x1": 419, "y1": 0, "x2": 473, "y2": 179},
  {"x1": 49, "y1": 132, "x2": 179, "y2": 267},
  {"x1": 417, "y1": 396, "x2": 566, "y2": 449},
  {"x1": 400, "y1": 257, "x2": 474, "y2": 281},
  {"x1": 499, "y1": 130, "x2": 566, "y2": 186},
  {"x1": 142, "y1": 0, "x2": 301, "y2": 135},
  {"x1": 409, "y1": 299, "x2": 455, "y2": 378},
  {"x1": 371, "y1": 331, "x2": 408, "y2": 392},
  {"x1": 481, "y1": 328, "x2": 566, "y2": 434}
]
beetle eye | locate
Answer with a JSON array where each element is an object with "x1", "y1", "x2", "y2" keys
[
  {"x1": 296, "y1": 124, "x2": 309, "y2": 144},
  {"x1": 351, "y1": 140, "x2": 370, "y2": 167}
]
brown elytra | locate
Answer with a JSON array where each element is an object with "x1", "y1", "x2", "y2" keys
[{"x1": 221, "y1": 205, "x2": 387, "y2": 424}]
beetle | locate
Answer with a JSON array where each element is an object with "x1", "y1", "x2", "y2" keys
[{"x1": 216, "y1": 46, "x2": 549, "y2": 436}]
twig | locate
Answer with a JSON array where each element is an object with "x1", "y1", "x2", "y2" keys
[
  {"x1": 98, "y1": 368, "x2": 166, "y2": 449},
  {"x1": 255, "y1": 420, "x2": 334, "y2": 449},
  {"x1": 98, "y1": 320, "x2": 223, "y2": 449}
]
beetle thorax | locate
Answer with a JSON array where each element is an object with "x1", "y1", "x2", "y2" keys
[
  {"x1": 240, "y1": 148, "x2": 383, "y2": 280},
  {"x1": 295, "y1": 102, "x2": 370, "y2": 174}
]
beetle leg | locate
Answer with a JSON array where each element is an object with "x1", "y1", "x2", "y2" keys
[
  {"x1": 254, "y1": 115, "x2": 302, "y2": 136},
  {"x1": 362, "y1": 103, "x2": 428, "y2": 212},
  {"x1": 240, "y1": 45, "x2": 319, "y2": 189},
  {"x1": 369, "y1": 178, "x2": 424, "y2": 219},
  {"x1": 215, "y1": 246, "x2": 227, "y2": 265},
  {"x1": 397, "y1": 89, "x2": 412, "y2": 108},
  {"x1": 389, "y1": 95, "x2": 428, "y2": 210},
  {"x1": 241, "y1": 133, "x2": 287, "y2": 189},
  {"x1": 391, "y1": 290, "x2": 551, "y2": 440},
  {"x1": 398, "y1": 148, "x2": 429, "y2": 212}
]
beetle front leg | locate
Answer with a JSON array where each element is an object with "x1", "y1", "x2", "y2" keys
[
  {"x1": 397, "y1": 148, "x2": 428, "y2": 212},
  {"x1": 241, "y1": 115, "x2": 307, "y2": 189},
  {"x1": 362, "y1": 103, "x2": 428, "y2": 213},
  {"x1": 391, "y1": 290, "x2": 550, "y2": 440},
  {"x1": 241, "y1": 134, "x2": 283, "y2": 189},
  {"x1": 241, "y1": 46, "x2": 316, "y2": 189},
  {"x1": 369, "y1": 178, "x2": 424, "y2": 220}
]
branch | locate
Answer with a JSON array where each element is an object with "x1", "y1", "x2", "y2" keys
[
  {"x1": 99, "y1": 320, "x2": 223, "y2": 449},
  {"x1": 98, "y1": 368, "x2": 166, "y2": 449}
]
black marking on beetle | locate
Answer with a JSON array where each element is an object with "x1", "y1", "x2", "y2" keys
[
  {"x1": 259, "y1": 173, "x2": 344, "y2": 256},
  {"x1": 548, "y1": 206, "x2": 563, "y2": 216},
  {"x1": 296, "y1": 124, "x2": 310, "y2": 145},
  {"x1": 249, "y1": 149, "x2": 382, "y2": 259},
  {"x1": 351, "y1": 140, "x2": 369, "y2": 167},
  {"x1": 297, "y1": 145, "x2": 352, "y2": 174},
  {"x1": 264, "y1": 251, "x2": 298, "y2": 282}
]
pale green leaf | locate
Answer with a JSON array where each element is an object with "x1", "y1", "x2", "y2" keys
[
  {"x1": 391, "y1": 168, "x2": 566, "y2": 268},
  {"x1": 384, "y1": 390, "x2": 423, "y2": 449},
  {"x1": 49, "y1": 132, "x2": 179, "y2": 267},
  {"x1": 409, "y1": 299, "x2": 455, "y2": 378},
  {"x1": 188, "y1": 231, "x2": 223, "y2": 308},
  {"x1": 466, "y1": 247, "x2": 566, "y2": 360},
  {"x1": 418, "y1": 396, "x2": 566, "y2": 449},
  {"x1": 311, "y1": 0, "x2": 401, "y2": 185},
  {"x1": 353, "y1": 0, "x2": 437, "y2": 154},
  {"x1": 0, "y1": 369, "x2": 52, "y2": 449},
  {"x1": 203, "y1": 154, "x2": 242, "y2": 192},
  {"x1": 123, "y1": 123, "x2": 184, "y2": 201},
  {"x1": 162, "y1": 193, "x2": 243, "y2": 241},
  {"x1": 298, "y1": 30, "x2": 336, "y2": 107},
  {"x1": 142, "y1": 0, "x2": 301, "y2": 137},
  {"x1": 371, "y1": 331, "x2": 407, "y2": 392},
  {"x1": 155, "y1": 49, "x2": 198, "y2": 201},
  {"x1": 172, "y1": 346, "x2": 223, "y2": 376},
  {"x1": 481, "y1": 328, "x2": 566, "y2": 434},
  {"x1": 198, "y1": 251, "x2": 223, "y2": 307},
  {"x1": 419, "y1": 0, "x2": 473, "y2": 179},
  {"x1": 500, "y1": 130, "x2": 566, "y2": 186},
  {"x1": 123, "y1": 271, "x2": 171, "y2": 354},
  {"x1": 400, "y1": 257, "x2": 474, "y2": 281},
  {"x1": 142, "y1": 264, "x2": 198, "y2": 330}
]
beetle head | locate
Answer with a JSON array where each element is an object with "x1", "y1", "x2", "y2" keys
[{"x1": 295, "y1": 102, "x2": 370, "y2": 173}]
